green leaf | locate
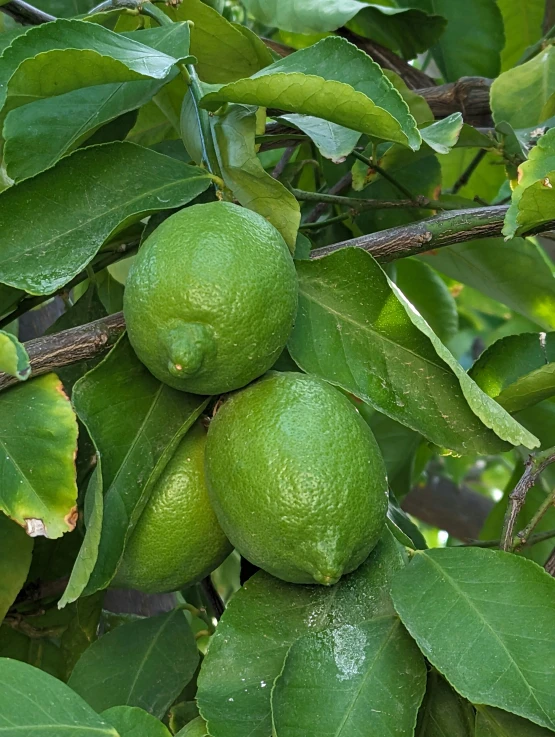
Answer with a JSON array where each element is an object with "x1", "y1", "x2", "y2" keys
[
  {"x1": 0, "y1": 19, "x2": 191, "y2": 114},
  {"x1": 272, "y1": 616, "x2": 426, "y2": 737},
  {"x1": 211, "y1": 104, "x2": 300, "y2": 249},
  {"x1": 396, "y1": 0, "x2": 503, "y2": 81},
  {"x1": 97, "y1": 269, "x2": 125, "y2": 314},
  {"x1": 279, "y1": 113, "x2": 360, "y2": 163},
  {"x1": 175, "y1": 716, "x2": 208, "y2": 737},
  {"x1": 469, "y1": 332, "x2": 555, "y2": 413},
  {"x1": 498, "y1": 0, "x2": 545, "y2": 71},
  {"x1": 491, "y1": 46, "x2": 555, "y2": 128},
  {"x1": 507, "y1": 173, "x2": 555, "y2": 237},
  {"x1": 0, "y1": 284, "x2": 22, "y2": 318},
  {"x1": 0, "y1": 329, "x2": 30, "y2": 380},
  {"x1": 72, "y1": 335, "x2": 208, "y2": 595},
  {"x1": 243, "y1": 0, "x2": 446, "y2": 59},
  {"x1": 517, "y1": 397, "x2": 555, "y2": 450},
  {"x1": 0, "y1": 142, "x2": 212, "y2": 294},
  {"x1": 165, "y1": 0, "x2": 272, "y2": 83},
  {"x1": 361, "y1": 406, "x2": 421, "y2": 498},
  {"x1": 201, "y1": 37, "x2": 421, "y2": 150},
  {"x1": 4, "y1": 23, "x2": 191, "y2": 182},
  {"x1": 68, "y1": 609, "x2": 199, "y2": 718},
  {"x1": 60, "y1": 592, "x2": 104, "y2": 679},
  {"x1": 476, "y1": 705, "x2": 555, "y2": 736},
  {"x1": 288, "y1": 248, "x2": 537, "y2": 455},
  {"x1": 420, "y1": 113, "x2": 464, "y2": 155},
  {"x1": 102, "y1": 706, "x2": 172, "y2": 737},
  {"x1": 395, "y1": 258, "x2": 458, "y2": 343},
  {"x1": 0, "y1": 512, "x2": 33, "y2": 621},
  {"x1": 197, "y1": 529, "x2": 406, "y2": 737},
  {"x1": 0, "y1": 374, "x2": 78, "y2": 539},
  {"x1": 0, "y1": 658, "x2": 118, "y2": 736},
  {"x1": 415, "y1": 671, "x2": 475, "y2": 737},
  {"x1": 35, "y1": 0, "x2": 96, "y2": 17},
  {"x1": 504, "y1": 128, "x2": 555, "y2": 237},
  {"x1": 59, "y1": 464, "x2": 103, "y2": 607},
  {"x1": 390, "y1": 548, "x2": 555, "y2": 731},
  {"x1": 421, "y1": 237, "x2": 555, "y2": 331},
  {"x1": 387, "y1": 493, "x2": 427, "y2": 550}
]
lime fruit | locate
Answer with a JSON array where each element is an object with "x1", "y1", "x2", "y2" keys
[
  {"x1": 124, "y1": 202, "x2": 298, "y2": 395},
  {"x1": 114, "y1": 421, "x2": 232, "y2": 594},
  {"x1": 205, "y1": 372, "x2": 388, "y2": 585}
]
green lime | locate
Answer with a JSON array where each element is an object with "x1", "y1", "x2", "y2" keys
[
  {"x1": 205, "y1": 372, "x2": 388, "y2": 586},
  {"x1": 114, "y1": 421, "x2": 232, "y2": 594},
  {"x1": 124, "y1": 202, "x2": 298, "y2": 395}
]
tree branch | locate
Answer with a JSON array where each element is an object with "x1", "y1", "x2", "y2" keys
[
  {"x1": 293, "y1": 188, "x2": 464, "y2": 211},
  {"x1": 417, "y1": 77, "x2": 493, "y2": 125},
  {"x1": 309, "y1": 206, "x2": 555, "y2": 262},
  {"x1": 0, "y1": 0, "x2": 54, "y2": 24},
  {"x1": 0, "y1": 313, "x2": 125, "y2": 392},
  {"x1": 2, "y1": 205, "x2": 555, "y2": 387},
  {"x1": 500, "y1": 448, "x2": 555, "y2": 552}
]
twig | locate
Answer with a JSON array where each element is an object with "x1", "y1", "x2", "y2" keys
[
  {"x1": 305, "y1": 173, "x2": 353, "y2": 224},
  {"x1": 545, "y1": 547, "x2": 555, "y2": 576},
  {"x1": 0, "y1": 0, "x2": 54, "y2": 24},
  {"x1": 272, "y1": 146, "x2": 297, "y2": 179},
  {"x1": 451, "y1": 149, "x2": 487, "y2": 194},
  {"x1": 0, "y1": 313, "x2": 125, "y2": 392},
  {"x1": 301, "y1": 212, "x2": 354, "y2": 230},
  {"x1": 309, "y1": 205, "x2": 529, "y2": 262},
  {"x1": 293, "y1": 188, "x2": 465, "y2": 211},
  {"x1": 515, "y1": 485, "x2": 555, "y2": 549},
  {"x1": 351, "y1": 150, "x2": 417, "y2": 201},
  {"x1": 500, "y1": 447, "x2": 555, "y2": 552},
  {"x1": 460, "y1": 528, "x2": 555, "y2": 549}
]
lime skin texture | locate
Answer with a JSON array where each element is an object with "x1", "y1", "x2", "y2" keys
[
  {"x1": 124, "y1": 201, "x2": 298, "y2": 395},
  {"x1": 114, "y1": 421, "x2": 232, "y2": 594},
  {"x1": 205, "y1": 371, "x2": 389, "y2": 586}
]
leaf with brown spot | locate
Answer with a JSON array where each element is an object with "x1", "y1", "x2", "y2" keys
[{"x1": 0, "y1": 374, "x2": 79, "y2": 539}]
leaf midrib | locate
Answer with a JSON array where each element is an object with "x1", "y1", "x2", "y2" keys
[
  {"x1": 126, "y1": 610, "x2": 177, "y2": 704},
  {"x1": 333, "y1": 617, "x2": 399, "y2": 737},
  {"x1": 0, "y1": 166, "x2": 208, "y2": 269},
  {"x1": 299, "y1": 281, "x2": 451, "y2": 377},
  {"x1": 422, "y1": 553, "x2": 552, "y2": 726}
]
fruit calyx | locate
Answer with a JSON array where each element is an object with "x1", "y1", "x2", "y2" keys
[{"x1": 165, "y1": 323, "x2": 215, "y2": 379}]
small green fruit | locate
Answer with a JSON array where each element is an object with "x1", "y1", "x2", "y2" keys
[
  {"x1": 124, "y1": 201, "x2": 298, "y2": 395},
  {"x1": 205, "y1": 372, "x2": 388, "y2": 585},
  {"x1": 114, "y1": 421, "x2": 232, "y2": 594}
]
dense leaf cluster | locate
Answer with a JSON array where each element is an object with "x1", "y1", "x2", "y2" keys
[{"x1": 1, "y1": 0, "x2": 555, "y2": 735}]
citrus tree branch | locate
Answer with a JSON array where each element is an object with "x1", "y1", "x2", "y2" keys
[
  {"x1": 0, "y1": 313, "x2": 125, "y2": 392},
  {"x1": 309, "y1": 206, "x2": 555, "y2": 262},
  {"x1": 2, "y1": 206, "x2": 555, "y2": 390},
  {"x1": 500, "y1": 448, "x2": 555, "y2": 552},
  {"x1": 0, "y1": 0, "x2": 54, "y2": 24}
]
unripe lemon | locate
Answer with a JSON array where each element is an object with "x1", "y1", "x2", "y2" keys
[
  {"x1": 114, "y1": 421, "x2": 232, "y2": 594},
  {"x1": 124, "y1": 202, "x2": 298, "y2": 395},
  {"x1": 205, "y1": 372, "x2": 388, "y2": 586}
]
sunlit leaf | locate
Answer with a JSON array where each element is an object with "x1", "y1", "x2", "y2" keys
[{"x1": 201, "y1": 37, "x2": 421, "y2": 150}]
